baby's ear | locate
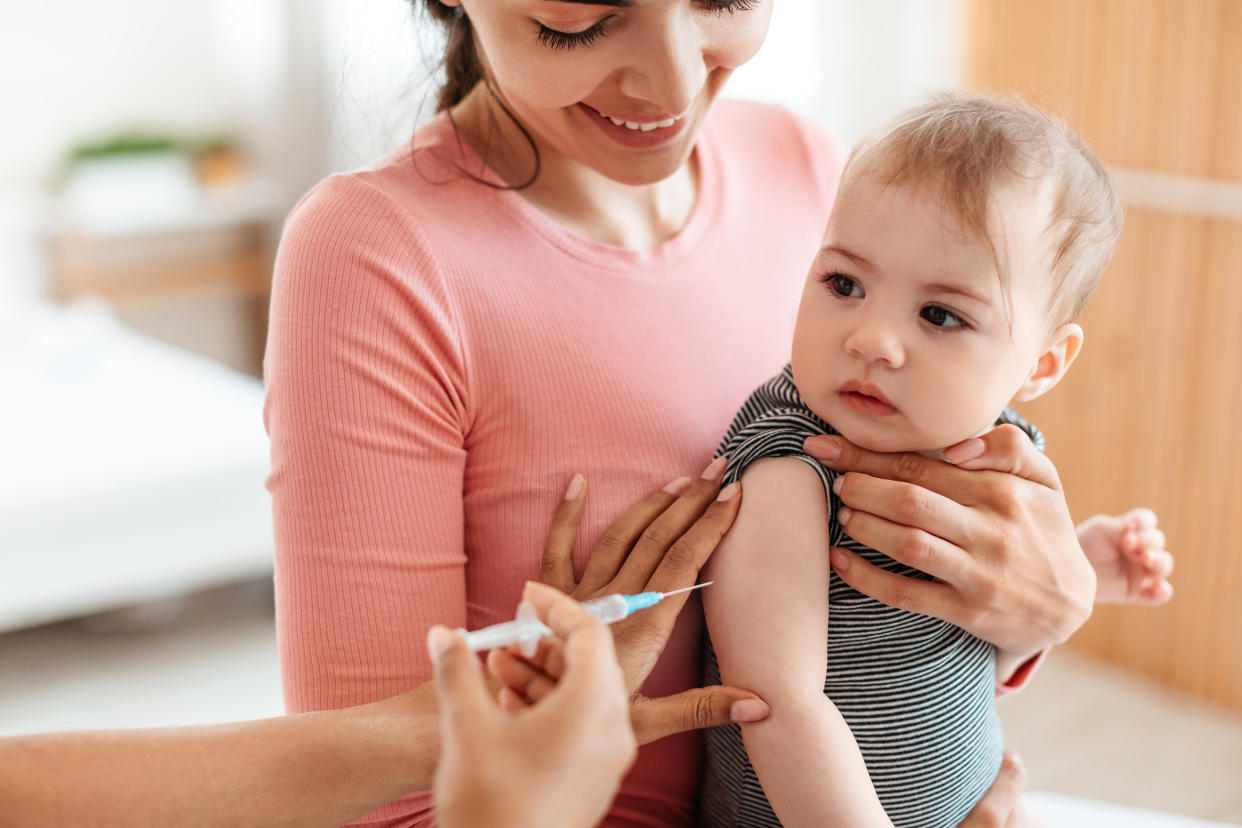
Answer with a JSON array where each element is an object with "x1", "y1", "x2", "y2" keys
[{"x1": 1013, "y1": 323, "x2": 1083, "y2": 402}]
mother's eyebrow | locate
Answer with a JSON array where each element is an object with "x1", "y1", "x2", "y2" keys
[{"x1": 545, "y1": 0, "x2": 635, "y2": 6}]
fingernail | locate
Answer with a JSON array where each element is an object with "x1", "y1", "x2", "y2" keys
[
  {"x1": 837, "y1": 506, "x2": 852, "y2": 525},
  {"x1": 832, "y1": 475, "x2": 843, "y2": 495},
  {"x1": 563, "y1": 473, "x2": 585, "y2": 501},
  {"x1": 663, "y1": 476, "x2": 692, "y2": 495},
  {"x1": 716, "y1": 481, "x2": 740, "y2": 501},
  {"x1": 702, "y1": 456, "x2": 728, "y2": 480},
  {"x1": 427, "y1": 625, "x2": 452, "y2": 661},
  {"x1": 730, "y1": 698, "x2": 770, "y2": 722},
  {"x1": 830, "y1": 547, "x2": 851, "y2": 572},
  {"x1": 943, "y1": 437, "x2": 985, "y2": 464},
  {"x1": 805, "y1": 435, "x2": 840, "y2": 461}
]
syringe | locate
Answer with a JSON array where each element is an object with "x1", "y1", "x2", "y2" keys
[{"x1": 456, "y1": 582, "x2": 712, "y2": 657}]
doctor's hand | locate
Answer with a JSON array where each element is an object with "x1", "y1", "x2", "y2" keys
[
  {"x1": 804, "y1": 425, "x2": 1096, "y2": 678},
  {"x1": 536, "y1": 463, "x2": 771, "y2": 745},
  {"x1": 430, "y1": 582, "x2": 636, "y2": 828}
]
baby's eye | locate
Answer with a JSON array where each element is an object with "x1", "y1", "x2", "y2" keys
[
  {"x1": 827, "y1": 274, "x2": 863, "y2": 298},
  {"x1": 920, "y1": 305, "x2": 968, "y2": 328}
]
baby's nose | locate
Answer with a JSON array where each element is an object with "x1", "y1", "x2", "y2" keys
[{"x1": 844, "y1": 321, "x2": 905, "y2": 368}]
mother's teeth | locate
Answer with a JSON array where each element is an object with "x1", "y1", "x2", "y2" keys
[{"x1": 604, "y1": 113, "x2": 678, "y2": 131}]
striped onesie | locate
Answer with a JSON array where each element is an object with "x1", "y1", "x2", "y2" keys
[{"x1": 701, "y1": 364, "x2": 1043, "y2": 828}]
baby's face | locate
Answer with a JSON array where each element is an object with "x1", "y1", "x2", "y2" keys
[{"x1": 791, "y1": 169, "x2": 1056, "y2": 453}]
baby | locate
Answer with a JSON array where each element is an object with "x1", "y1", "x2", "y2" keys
[{"x1": 700, "y1": 94, "x2": 1128, "y2": 827}]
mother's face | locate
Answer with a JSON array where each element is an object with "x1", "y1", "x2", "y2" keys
[{"x1": 450, "y1": 0, "x2": 772, "y2": 186}]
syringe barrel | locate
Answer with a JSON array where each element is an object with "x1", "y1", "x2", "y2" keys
[
  {"x1": 582, "y1": 594, "x2": 629, "y2": 624},
  {"x1": 457, "y1": 619, "x2": 551, "y2": 652}
]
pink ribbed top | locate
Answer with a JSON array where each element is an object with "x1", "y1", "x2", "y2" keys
[{"x1": 263, "y1": 100, "x2": 846, "y2": 826}]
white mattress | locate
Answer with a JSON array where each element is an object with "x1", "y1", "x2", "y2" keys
[{"x1": 0, "y1": 301, "x2": 273, "y2": 632}]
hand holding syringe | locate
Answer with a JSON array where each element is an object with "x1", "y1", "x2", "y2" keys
[{"x1": 458, "y1": 582, "x2": 712, "y2": 657}]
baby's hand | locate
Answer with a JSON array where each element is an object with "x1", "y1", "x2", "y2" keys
[{"x1": 1077, "y1": 508, "x2": 1173, "y2": 605}]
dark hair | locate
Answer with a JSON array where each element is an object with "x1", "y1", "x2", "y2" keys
[
  {"x1": 418, "y1": 2, "x2": 483, "y2": 112},
  {"x1": 413, "y1": 1, "x2": 539, "y2": 188}
]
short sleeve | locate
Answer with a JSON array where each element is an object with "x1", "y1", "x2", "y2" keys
[{"x1": 264, "y1": 174, "x2": 472, "y2": 823}]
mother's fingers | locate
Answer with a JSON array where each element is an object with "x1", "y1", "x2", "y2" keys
[
  {"x1": 805, "y1": 425, "x2": 1060, "y2": 508},
  {"x1": 541, "y1": 474, "x2": 588, "y2": 593},
  {"x1": 834, "y1": 473, "x2": 972, "y2": 549},
  {"x1": 836, "y1": 507, "x2": 969, "y2": 585},
  {"x1": 805, "y1": 435, "x2": 984, "y2": 506},
  {"x1": 828, "y1": 546, "x2": 963, "y2": 623},
  {"x1": 942, "y1": 425, "x2": 1062, "y2": 491}
]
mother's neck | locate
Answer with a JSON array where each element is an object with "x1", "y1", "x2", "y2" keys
[{"x1": 449, "y1": 85, "x2": 698, "y2": 251}]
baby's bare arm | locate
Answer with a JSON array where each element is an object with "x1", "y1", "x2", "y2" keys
[{"x1": 702, "y1": 457, "x2": 891, "y2": 828}]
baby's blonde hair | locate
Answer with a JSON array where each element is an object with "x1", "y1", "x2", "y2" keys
[{"x1": 843, "y1": 92, "x2": 1123, "y2": 327}]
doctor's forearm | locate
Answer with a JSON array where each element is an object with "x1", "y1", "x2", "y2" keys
[{"x1": 0, "y1": 684, "x2": 441, "y2": 828}]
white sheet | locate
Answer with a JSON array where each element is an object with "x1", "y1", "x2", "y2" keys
[{"x1": 0, "y1": 301, "x2": 273, "y2": 631}]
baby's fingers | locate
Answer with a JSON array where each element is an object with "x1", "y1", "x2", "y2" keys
[
  {"x1": 1124, "y1": 526, "x2": 1167, "y2": 554},
  {"x1": 1122, "y1": 507, "x2": 1159, "y2": 532},
  {"x1": 1143, "y1": 548, "x2": 1174, "y2": 578},
  {"x1": 1140, "y1": 579, "x2": 1174, "y2": 604}
]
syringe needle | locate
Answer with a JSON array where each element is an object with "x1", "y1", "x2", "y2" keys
[{"x1": 661, "y1": 581, "x2": 713, "y2": 598}]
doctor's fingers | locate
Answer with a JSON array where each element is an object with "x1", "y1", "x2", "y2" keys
[
  {"x1": 573, "y1": 473, "x2": 708, "y2": 596},
  {"x1": 611, "y1": 457, "x2": 733, "y2": 590},
  {"x1": 429, "y1": 626, "x2": 500, "y2": 732}
]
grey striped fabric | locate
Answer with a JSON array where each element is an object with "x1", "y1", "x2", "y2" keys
[{"x1": 700, "y1": 364, "x2": 1043, "y2": 828}]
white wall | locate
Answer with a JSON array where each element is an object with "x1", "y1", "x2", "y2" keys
[
  {"x1": 1, "y1": 1, "x2": 254, "y2": 189},
  {"x1": 730, "y1": 0, "x2": 964, "y2": 145}
]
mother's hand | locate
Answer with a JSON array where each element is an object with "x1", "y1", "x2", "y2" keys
[
  {"x1": 493, "y1": 460, "x2": 771, "y2": 745},
  {"x1": 803, "y1": 425, "x2": 1096, "y2": 674}
]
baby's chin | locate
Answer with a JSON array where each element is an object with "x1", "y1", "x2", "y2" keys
[{"x1": 829, "y1": 421, "x2": 972, "y2": 456}]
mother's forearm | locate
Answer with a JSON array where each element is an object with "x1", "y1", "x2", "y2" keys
[{"x1": 0, "y1": 683, "x2": 442, "y2": 828}]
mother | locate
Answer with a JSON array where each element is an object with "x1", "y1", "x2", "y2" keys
[{"x1": 265, "y1": 1, "x2": 1102, "y2": 825}]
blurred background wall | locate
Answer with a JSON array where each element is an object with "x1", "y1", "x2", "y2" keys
[{"x1": 2, "y1": 0, "x2": 1239, "y2": 822}]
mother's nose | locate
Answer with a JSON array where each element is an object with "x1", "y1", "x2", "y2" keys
[{"x1": 617, "y1": 13, "x2": 708, "y2": 116}]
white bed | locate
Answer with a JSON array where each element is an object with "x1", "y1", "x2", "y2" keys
[
  {"x1": 1029, "y1": 792, "x2": 1238, "y2": 827},
  {"x1": 0, "y1": 301, "x2": 273, "y2": 632}
]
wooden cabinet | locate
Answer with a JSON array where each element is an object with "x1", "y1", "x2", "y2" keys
[{"x1": 48, "y1": 210, "x2": 277, "y2": 378}]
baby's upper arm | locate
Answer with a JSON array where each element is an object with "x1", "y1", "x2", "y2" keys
[{"x1": 702, "y1": 456, "x2": 833, "y2": 703}]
